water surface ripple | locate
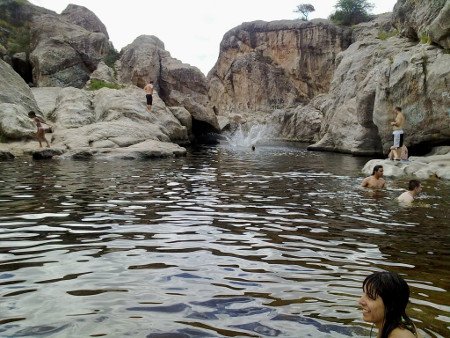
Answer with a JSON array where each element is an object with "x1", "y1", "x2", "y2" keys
[{"x1": 0, "y1": 144, "x2": 448, "y2": 337}]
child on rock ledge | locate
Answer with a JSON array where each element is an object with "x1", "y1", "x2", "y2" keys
[{"x1": 28, "y1": 111, "x2": 51, "y2": 148}]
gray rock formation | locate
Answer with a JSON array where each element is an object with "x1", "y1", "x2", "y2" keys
[
  {"x1": 117, "y1": 35, "x2": 163, "y2": 88},
  {"x1": 0, "y1": 59, "x2": 39, "y2": 140},
  {"x1": 61, "y1": 4, "x2": 109, "y2": 39},
  {"x1": 29, "y1": 11, "x2": 109, "y2": 88},
  {"x1": 87, "y1": 61, "x2": 116, "y2": 85},
  {"x1": 308, "y1": 12, "x2": 450, "y2": 155},
  {"x1": 273, "y1": 94, "x2": 326, "y2": 142},
  {"x1": 117, "y1": 35, "x2": 219, "y2": 131},
  {"x1": 0, "y1": 57, "x2": 190, "y2": 159},
  {"x1": 362, "y1": 147, "x2": 450, "y2": 180},
  {"x1": 392, "y1": 0, "x2": 450, "y2": 48},
  {"x1": 0, "y1": 59, "x2": 40, "y2": 113},
  {"x1": 208, "y1": 19, "x2": 352, "y2": 116},
  {"x1": 32, "y1": 86, "x2": 189, "y2": 149}
]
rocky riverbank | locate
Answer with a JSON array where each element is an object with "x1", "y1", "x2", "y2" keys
[{"x1": 362, "y1": 146, "x2": 450, "y2": 180}]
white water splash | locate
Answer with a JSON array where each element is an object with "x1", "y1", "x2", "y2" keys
[{"x1": 222, "y1": 124, "x2": 275, "y2": 148}]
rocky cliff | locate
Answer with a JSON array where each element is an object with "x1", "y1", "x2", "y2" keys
[
  {"x1": 208, "y1": 1, "x2": 449, "y2": 156},
  {"x1": 307, "y1": 4, "x2": 450, "y2": 155},
  {"x1": 208, "y1": 19, "x2": 351, "y2": 117}
]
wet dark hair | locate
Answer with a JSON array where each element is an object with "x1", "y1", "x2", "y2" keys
[
  {"x1": 408, "y1": 180, "x2": 421, "y2": 191},
  {"x1": 28, "y1": 111, "x2": 36, "y2": 118},
  {"x1": 372, "y1": 165, "x2": 383, "y2": 175},
  {"x1": 395, "y1": 107, "x2": 402, "y2": 112},
  {"x1": 363, "y1": 271, "x2": 416, "y2": 338}
]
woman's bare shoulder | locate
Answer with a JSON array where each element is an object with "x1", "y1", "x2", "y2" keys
[{"x1": 389, "y1": 327, "x2": 417, "y2": 338}]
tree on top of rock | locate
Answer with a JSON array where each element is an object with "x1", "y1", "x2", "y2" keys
[
  {"x1": 330, "y1": 0, "x2": 374, "y2": 26},
  {"x1": 294, "y1": 4, "x2": 315, "y2": 21}
]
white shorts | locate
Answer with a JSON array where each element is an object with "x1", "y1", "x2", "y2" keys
[{"x1": 393, "y1": 130, "x2": 404, "y2": 148}]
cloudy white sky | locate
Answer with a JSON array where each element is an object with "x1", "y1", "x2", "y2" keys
[{"x1": 28, "y1": 0, "x2": 398, "y2": 75}]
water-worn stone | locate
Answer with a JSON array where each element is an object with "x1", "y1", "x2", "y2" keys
[
  {"x1": 45, "y1": 87, "x2": 189, "y2": 150},
  {"x1": 95, "y1": 140, "x2": 187, "y2": 160},
  {"x1": 362, "y1": 149, "x2": 450, "y2": 180},
  {"x1": 31, "y1": 148, "x2": 65, "y2": 160}
]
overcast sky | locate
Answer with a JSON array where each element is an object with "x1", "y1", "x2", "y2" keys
[{"x1": 28, "y1": 0, "x2": 398, "y2": 75}]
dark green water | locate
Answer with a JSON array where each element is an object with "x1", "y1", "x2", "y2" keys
[{"x1": 0, "y1": 143, "x2": 449, "y2": 337}]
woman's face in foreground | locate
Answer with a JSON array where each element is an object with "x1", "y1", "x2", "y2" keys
[{"x1": 359, "y1": 287, "x2": 385, "y2": 326}]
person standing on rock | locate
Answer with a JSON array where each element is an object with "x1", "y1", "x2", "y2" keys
[
  {"x1": 390, "y1": 107, "x2": 405, "y2": 160},
  {"x1": 397, "y1": 180, "x2": 422, "y2": 204},
  {"x1": 28, "y1": 111, "x2": 50, "y2": 148},
  {"x1": 144, "y1": 81, "x2": 154, "y2": 112},
  {"x1": 361, "y1": 165, "x2": 386, "y2": 189}
]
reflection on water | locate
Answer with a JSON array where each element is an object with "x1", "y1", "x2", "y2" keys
[{"x1": 0, "y1": 143, "x2": 449, "y2": 337}]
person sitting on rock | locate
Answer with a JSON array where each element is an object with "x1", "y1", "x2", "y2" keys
[
  {"x1": 361, "y1": 165, "x2": 386, "y2": 189},
  {"x1": 28, "y1": 111, "x2": 50, "y2": 148},
  {"x1": 389, "y1": 145, "x2": 408, "y2": 161},
  {"x1": 397, "y1": 180, "x2": 422, "y2": 204}
]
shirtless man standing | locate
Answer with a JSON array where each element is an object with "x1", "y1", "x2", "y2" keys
[
  {"x1": 361, "y1": 165, "x2": 386, "y2": 189},
  {"x1": 144, "y1": 81, "x2": 154, "y2": 112},
  {"x1": 390, "y1": 107, "x2": 405, "y2": 160}
]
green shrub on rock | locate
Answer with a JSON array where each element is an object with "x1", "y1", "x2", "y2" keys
[{"x1": 87, "y1": 79, "x2": 123, "y2": 90}]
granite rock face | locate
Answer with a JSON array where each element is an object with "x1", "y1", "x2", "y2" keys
[
  {"x1": 32, "y1": 86, "x2": 189, "y2": 149},
  {"x1": 61, "y1": 4, "x2": 109, "y2": 39},
  {"x1": 0, "y1": 59, "x2": 39, "y2": 140},
  {"x1": 29, "y1": 8, "x2": 109, "y2": 88},
  {"x1": 0, "y1": 59, "x2": 40, "y2": 114},
  {"x1": 392, "y1": 0, "x2": 450, "y2": 48},
  {"x1": 117, "y1": 35, "x2": 219, "y2": 131},
  {"x1": 308, "y1": 12, "x2": 450, "y2": 155},
  {"x1": 208, "y1": 19, "x2": 352, "y2": 116},
  {"x1": 0, "y1": 57, "x2": 190, "y2": 158}
]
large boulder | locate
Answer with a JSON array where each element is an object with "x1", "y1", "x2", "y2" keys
[
  {"x1": 61, "y1": 4, "x2": 109, "y2": 39},
  {"x1": 29, "y1": 11, "x2": 109, "y2": 88},
  {"x1": 0, "y1": 58, "x2": 40, "y2": 113},
  {"x1": 273, "y1": 94, "x2": 326, "y2": 143},
  {"x1": 392, "y1": 0, "x2": 450, "y2": 49},
  {"x1": 208, "y1": 19, "x2": 352, "y2": 116},
  {"x1": 0, "y1": 103, "x2": 35, "y2": 140},
  {"x1": 31, "y1": 86, "x2": 189, "y2": 151},
  {"x1": 94, "y1": 140, "x2": 187, "y2": 161},
  {"x1": 117, "y1": 35, "x2": 219, "y2": 131},
  {"x1": 117, "y1": 35, "x2": 163, "y2": 88},
  {"x1": 0, "y1": 59, "x2": 40, "y2": 141},
  {"x1": 362, "y1": 150, "x2": 450, "y2": 180}
]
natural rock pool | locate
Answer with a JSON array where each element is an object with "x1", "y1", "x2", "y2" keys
[{"x1": 0, "y1": 143, "x2": 448, "y2": 337}]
